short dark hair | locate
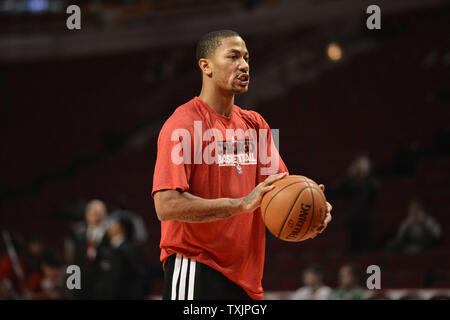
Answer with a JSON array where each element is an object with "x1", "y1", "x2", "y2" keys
[
  {"x1": 116, "y1": 213, "x2": 135, "y2": 241},
  {"x1": 305, "y1": 265, "x2": 324, "y2": 275},
  {"x1": 41, "y1": 252, "x2": 61, "y2": 268},
  {"x1": 341, "y1": 263, "x2": 360, "y2": 277},
  {"x1": 196, "y1": 30, "x2": 241, "y2": 62}
]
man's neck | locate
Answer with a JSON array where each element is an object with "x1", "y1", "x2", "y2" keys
[{"x1": 199, "y1": 87, "x2": 235, "y2": 118}]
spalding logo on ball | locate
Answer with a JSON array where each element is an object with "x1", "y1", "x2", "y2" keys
[{"x1": 261, "y1": 175, "x2": 327, "y2": 242}]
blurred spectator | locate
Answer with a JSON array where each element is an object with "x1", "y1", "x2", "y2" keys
[
  {"x1": 108, "y1": 210, "x2": 148, "y2": 244},
  {"x1": 69, "y1": 199, "x2": 109, "y2": 299},
  {"x1": 109, "y1": 195, "x2": 148, "y2": 245},
  {"x1": 37, "y1": 253, "x2": 65, "y2": 300},
  {"x1": 0, "y1": 278, "x2": 19, "y2": 300},
  {"x1": 25, "y1": 235, "x2": 45, "y2": 274},
  {"x1": 328, "y1": 155, "x2": 380, "y2": 253},
  {"x1": 386, "y1": 200, "x2": 442, "y2": 254},
  {"x1": 24, "y1": 235, "x2": 46, "y2": 297},
  {"x1": 0, "y1": 232, "x2": 26, "y2": 298},
  {"x1": 91, "y1": 213, "x2": 147, "y2": 299},
  {"x1": 330, "y1": 263, "x2": 366, "y2": 300},
  {"x1": 291, "y1": 265, "x2": 332, "y2": 300}
]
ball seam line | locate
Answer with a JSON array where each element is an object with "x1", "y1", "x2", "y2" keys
[
  {"x1": 277, "y1": 185, "x2": 312, "y2": 239},
  {"x1": 297, "y1": 176, "x2": 315, "y2": 240},
  {"x1": 263, "y1": 181, "x2": 304, "y2": 223}
]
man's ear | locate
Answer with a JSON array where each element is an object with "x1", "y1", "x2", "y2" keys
[{"x1": 198, "y1": 58, "x2": 212, "y2": 77}]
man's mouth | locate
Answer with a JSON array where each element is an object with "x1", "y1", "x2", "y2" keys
[{"x1": 236, "y1": 73, "x2": 250, "y2": 86}]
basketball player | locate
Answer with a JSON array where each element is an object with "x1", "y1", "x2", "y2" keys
[{"x1": 152, "y1": 30, "x2": 332, "y2": 300}]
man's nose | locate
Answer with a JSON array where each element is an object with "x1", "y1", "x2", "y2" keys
[{"x1": 239, "y1": 59, "x2": 249, "y2": 72}]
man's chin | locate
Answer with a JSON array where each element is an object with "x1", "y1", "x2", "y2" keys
[{"x1": 232, "y1": 86, "x2": 249, "y2": 95}]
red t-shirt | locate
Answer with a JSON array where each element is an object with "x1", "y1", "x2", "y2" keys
[{"x1": 152, "y1": 96, "x2": 288, "y2": 300}]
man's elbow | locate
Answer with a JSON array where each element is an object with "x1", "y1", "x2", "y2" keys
[
  {"x1": 154, "y1": 190, "x2": 178, "y2": 221},
  {"x1": 155, "y1": 207, "x2": 166, "y2": 221},
  {"x1": 155, "y1": 201, "x2": 171, "y2": 221}
]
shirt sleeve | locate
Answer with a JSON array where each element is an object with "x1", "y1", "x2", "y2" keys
[{"x1": 151, "y1": 117, "x2": 193, "y2": 198}]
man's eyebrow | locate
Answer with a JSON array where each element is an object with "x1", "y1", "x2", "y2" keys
[{"x1": 227, "y1": 49, "x2": 249, "y2": 56}]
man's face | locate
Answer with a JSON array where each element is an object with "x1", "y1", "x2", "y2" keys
[
  {"x1": 339, "y1": 266, "x2": 354, "y2": 287},
  {"x1": 208, "y1": 36, "x2": 250, "y2": 95},
  {"x1": 42, "y1": 265, "x2": 61, "y2": 280},
  {"x1": 107, "y1": 221, "x2": 123, "y2": 239},
  {"x1": 28, "y1": 242, "x2": 44, "y2": 256},
  {"x1": 85, "y1": 202, "x2": 106, "y2": 226},
  {"x1": 303, "y1": 270, "x2": 320, "y2": 287},
  {"x1": 408, "y1": 202, "x2": 425, "y2": 221}
]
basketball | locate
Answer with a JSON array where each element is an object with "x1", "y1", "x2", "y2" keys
[{"x1": 261, "y1": 175, "x2": 327, "y2": 242}]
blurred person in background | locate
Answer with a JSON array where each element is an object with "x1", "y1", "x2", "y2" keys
[
  {"x1": 24, "y1": 235, "x2": 47, "y2": 298},
  {"x1": 109, "y1": 194, "x2": 148, "y2": 245},
  {"x1": 291, "y1": 265, "x2": 332, "y2": 300},
  {"x1": 109, "y1": 199, "x2": 163, "y2": 297},
  {"x1": 0, "y1": 232, "x2": 26, "y2": 298},
  {"x1": 0, "y1": 278, "x2": 18, "y2": 299},
  {"x1": 24, "y1": 235, "x2": 45, "y2": 274},
  {"x1": 70, "y1": 199, "x2": 109, "y2": 299},
  {"x1": 386, "y1": 199, "x2": 442, "y2": 254},
  {"x1": 330, "y1": 263, "x2": 366, "y2": 300},
  {"x1": 328, "y1": 155, "x2": 380, "y2": 253},
  {"x1": 36, "y1": 252, "x2": 66, "y2": 300},
  {"x1": 91, "y1": 213, "x2": 147, "y2": 299}
]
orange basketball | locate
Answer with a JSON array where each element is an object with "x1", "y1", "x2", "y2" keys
[{"x1": 261, "y1": 175, "x2": 327, "y2": 242}]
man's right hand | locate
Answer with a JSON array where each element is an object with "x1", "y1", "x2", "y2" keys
[{"x1": 241, "y1": 172, "x2": 288, "y2": 212}]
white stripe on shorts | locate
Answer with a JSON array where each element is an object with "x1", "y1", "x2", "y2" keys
[
  {"x1": 171, "y1": 253, "x2": 182, "y2": 300},
  {"x1": 178, "y1": 256, "x2": 189, "y2": 300},
  {"x1": 187, "y1": 259, "x2": 196, "y2": 300}
]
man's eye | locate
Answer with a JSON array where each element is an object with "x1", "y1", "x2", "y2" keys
[{"x1": 230, "y1": 56, "x2": 237, "y2": 59}]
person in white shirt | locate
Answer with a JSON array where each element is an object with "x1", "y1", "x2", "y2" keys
[
  {"x1": 291, "y1": 265, "x2": 332, "y2": 300},
  {"x1": 85, "y1": 200, "x2": 108, "y2": 261}
]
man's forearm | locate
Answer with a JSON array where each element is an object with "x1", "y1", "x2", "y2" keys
[{"x1": 161, "y1": 191, "x2": 246, "y2": 223}]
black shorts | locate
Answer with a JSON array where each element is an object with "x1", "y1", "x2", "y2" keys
[{"x1": 163, "y1": 253, "x2": 251, "y2": 300}]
